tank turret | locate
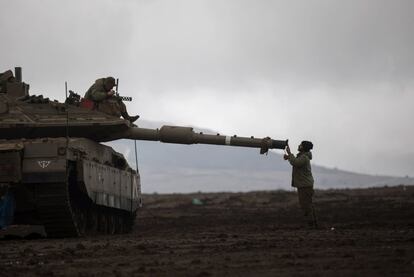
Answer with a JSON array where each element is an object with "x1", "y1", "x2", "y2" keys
[{"x1": 0, "y1": 68, "x2": 287, "y2": 237}]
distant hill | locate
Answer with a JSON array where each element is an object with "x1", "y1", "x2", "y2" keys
[{"x1": 106, "y1": 120, "x2": 414, "y2": 193}]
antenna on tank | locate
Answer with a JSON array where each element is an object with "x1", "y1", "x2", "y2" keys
[
  {"x1": 132, "y1": 140, "x2": 139, "y2": 212},
  {"x1": 65, "y1": 82, "x2": 69, "y2": 145},
  {"x1": 64, "y1": 81, "x2": 70, "y2": 183},
  {"x1": 134, "y1": 140, "x2": 139, "y2": 172}
]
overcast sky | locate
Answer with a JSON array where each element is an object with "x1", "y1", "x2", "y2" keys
[{"x1": 1, "y1": 0, "x2": 413, "y2": 176}]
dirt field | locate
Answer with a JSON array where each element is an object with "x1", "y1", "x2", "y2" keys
[{"x1": 1, "y1": 185, "x2": 414, "y2": 276}]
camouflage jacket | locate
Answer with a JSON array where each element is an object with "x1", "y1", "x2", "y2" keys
[
  {"x1": 288, "y1": 151, "x2": 314, "y2": 188},
  {"x1": 84, "y1": 78, "x2": 109, "y2": 102}
]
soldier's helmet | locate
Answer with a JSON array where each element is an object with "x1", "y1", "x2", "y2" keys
[{"x1": 104, "y1": 77, "x2": 116, "y2": 90}]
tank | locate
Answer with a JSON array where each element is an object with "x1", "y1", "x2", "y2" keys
[{"x1": 0, "y1": 67, "x2": 287, "y2": 237}]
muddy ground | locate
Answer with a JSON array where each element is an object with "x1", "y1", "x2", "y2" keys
[{"x1": 1, "y1": 185, "x2": 414, "y2": 276}]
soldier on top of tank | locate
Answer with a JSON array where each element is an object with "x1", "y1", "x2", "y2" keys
[
  {"x1": 284, "y1": 140, "x2": 318, "y2": 228},
  {"x1": 84, "y1": 77, "x2": 139, "y2": 123}
]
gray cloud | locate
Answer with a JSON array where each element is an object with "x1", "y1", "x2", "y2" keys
[
  {"x1": 1, "y1": 0, "x2": 413, "y2": 176},
  {"x1": 129, "y1": 0, "x2": 414, "y2": 91}
]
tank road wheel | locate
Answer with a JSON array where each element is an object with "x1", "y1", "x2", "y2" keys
[
  {"x1": 114, "y1": 211, "x2": 125, "y2": 234},
  {"x1": 121, "y1": 213, "x2": 128, "y2": 233},
  {"x1": 112, "y1": 212, "x2": 120, "y2": 234},
  {"x1": 123, "y1": 212, "x2": 135, "y2": 233},
  {"x1": 87, "y1": 208, "x2": 99, "y2": 234},
  {"x1": 97, "y1": 209, "x2": 108, "y2": 233},
  {"x1": 116, "y1": 214, "x2": 125, "y2": 234},
  {"x1": 107, "y1": 213, "x2": 116, "y2": 235},
  {"x1": 74, "y1": 209, "x2": 88, "y2": 236}
]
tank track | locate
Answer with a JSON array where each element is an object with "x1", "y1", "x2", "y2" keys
[
  {"x1": 34, "y1": 182, "x2": 78, "y2": 237},
  {"x1": 33, "y1": 181, "x2": 135, "y2": 238}
]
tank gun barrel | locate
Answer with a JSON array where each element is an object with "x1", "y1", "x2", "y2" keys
[{"x1": 122, "y1": 125, "x2": 287, "y2": 154}]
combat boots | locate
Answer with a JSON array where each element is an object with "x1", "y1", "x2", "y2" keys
[
  {"x1": 306, "y1": 219, "x2": 318, "y2": 229},
  {"x1": 127, "y1": 115, "x2": 140, "y2": 123},
  {"x1": 121, "y1": 112, "x2": 140, "y2": 123},
  {"x1": 305, "y1": 209, "x2": 318, "y2": 229}
]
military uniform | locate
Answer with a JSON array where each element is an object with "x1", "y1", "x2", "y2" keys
[
  {"x1": 287, "y1": 151, "x2": 317, "y2": 227},
  {"x1": 84, "y1": 77, "x2": 138, "y2": 122}
]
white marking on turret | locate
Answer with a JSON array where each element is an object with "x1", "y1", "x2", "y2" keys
[
  {"x1": 37, "y1": 161, "x2": 51, "y2": 168},
  {"x1": 225, "y1": 136, "x2": 231, "y2": 145}
]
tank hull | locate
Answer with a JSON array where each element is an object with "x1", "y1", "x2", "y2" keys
[{"x1": 0, "y1": 138, "x2": 141, "y2": 237}]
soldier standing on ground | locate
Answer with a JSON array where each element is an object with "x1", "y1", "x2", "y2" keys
[
  {"x1": 284, "y1": 140, "x2": 318, "y2": 228},
  {"x1": 84, "y1": 77, "x2": 139, "y2": 123}
]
